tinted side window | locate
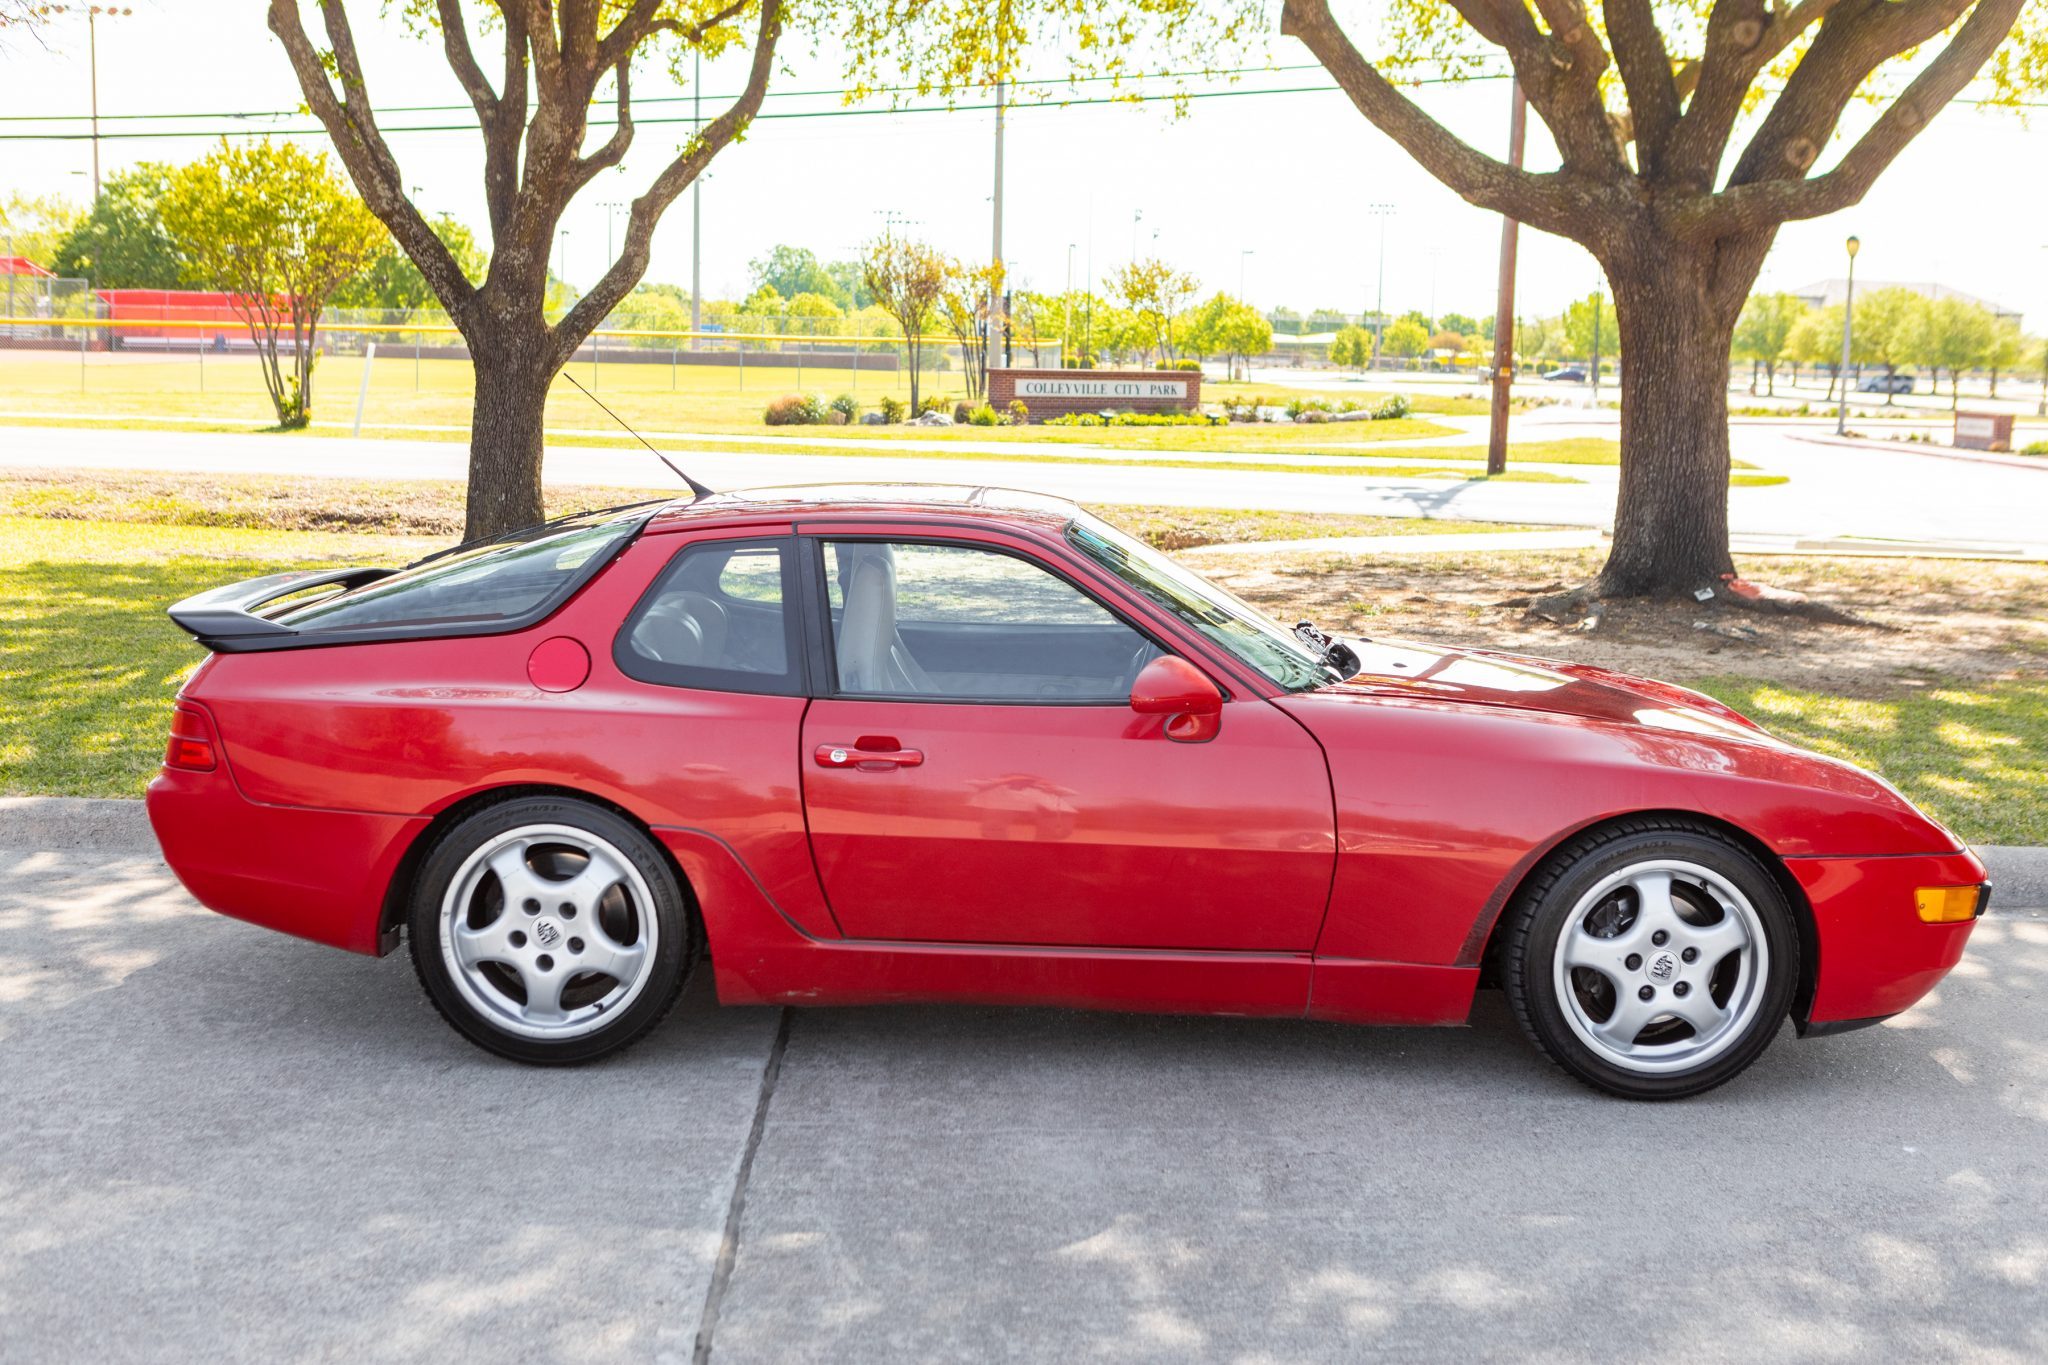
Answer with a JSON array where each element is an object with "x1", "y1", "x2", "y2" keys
[
  {"x1": 823, "y1": 540, "x2": 1156, "y2": 702},
  {"x1": 617, "y1": 538, "x2": 802, "y2": 695}
]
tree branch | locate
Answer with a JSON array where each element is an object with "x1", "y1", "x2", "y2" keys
[
  {"x1": 554, "y1": 0, "x2": 784, "y2": 358},
  {"x1": 265, "y1": 0, "x2": 477, "y2": 316},
  {"x1": 1281, "y1": 0, "x2": 1592, "y2": 238},
  {"x1": 566, "y1": 59, "x2": 635, "y2": 196},
  {"x1": 1605, "y1": 0, "x2": 1680, "y2": 165},
  {"x1": 435, "y1": 0, "x2": 497, "y2": 119},
  {"x1": 1692, "y1": 0, "x2": 2028, "y2": 231}
]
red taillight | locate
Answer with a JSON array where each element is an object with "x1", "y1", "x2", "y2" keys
[{"x1": 164, "y1": 704, "x2": 218, "y2": 772}]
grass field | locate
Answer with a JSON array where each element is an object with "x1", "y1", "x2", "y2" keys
[{"x1": 0, "y1": 349, "x2": 1476, "y2": 452}]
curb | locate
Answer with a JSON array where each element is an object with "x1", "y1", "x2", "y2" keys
[
  {"x1": 3, "y1": 798, "x2": 2043, "y2": 911},
  {"x1": 1788, "y1": 432, "x2": 2048, "y2": 471}
]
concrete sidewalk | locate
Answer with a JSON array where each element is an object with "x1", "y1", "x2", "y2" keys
[{"x1": 2, "y1": 798, "x2": 2045, "y2": 1362}]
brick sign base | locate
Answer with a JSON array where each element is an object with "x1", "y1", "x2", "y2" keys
[{"x1": 989, "y1": 367, "x2": 1201, "y2": 422}]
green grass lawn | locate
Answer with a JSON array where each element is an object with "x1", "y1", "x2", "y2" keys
[
  {"x1": 0, "y1": 350, "x2": 1467, "y2": 452},
  {"x1": 1692, "y1": 677, "x2": 2048, "y2": 847},
  {"x1": 3, "y1": 511, "x2": 2038, "y2": 844}
]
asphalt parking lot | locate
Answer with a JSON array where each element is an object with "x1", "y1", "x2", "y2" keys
[{"x1": 3, "y1": 801, "x2": 2045, "y2": 1363}]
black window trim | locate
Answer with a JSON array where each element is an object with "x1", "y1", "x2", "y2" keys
[
  {"x1": 198, "y1": 510, "x2": 655, "y2": 654},
  {"x1": 805, "y1": 532, "x2": 1215, "y2": 708},
  {"x1": 613, "y1": 532, "x2": 810, "y2": 698}
]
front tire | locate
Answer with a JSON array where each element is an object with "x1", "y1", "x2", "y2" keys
[
  {"x1": 407, "y1": 796, "x2": 694, "y2": 1064},
  {"x1": 1501, "y1": 820, "x2": 1799, "y2": 1100}
]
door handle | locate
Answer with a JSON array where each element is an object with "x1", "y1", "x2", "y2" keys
[{"x1": 815, "y1": 742, "x2": 925, "y2": 771}]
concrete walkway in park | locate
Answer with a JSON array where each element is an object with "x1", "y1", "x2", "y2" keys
[{"x1": 3, "y1": 796, "x2": 2046, "y2": 1362}]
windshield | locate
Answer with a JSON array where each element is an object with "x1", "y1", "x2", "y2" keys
[
  {"x1": 1065, "y1": 513, "x2": 1337, "y2": 691},
  {"x1": 275, "y1": 508, "x2": 648, "y2": 634}
]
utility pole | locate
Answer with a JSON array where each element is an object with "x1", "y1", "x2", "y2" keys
[
  {"x1": 88, "y1": 7, "x2": 102, "y2": 200},
  {"x1": 690, "y1": 50, "x2": 701, "y2": 350},
  {"x1": 1837, "y1": 235, "x2": 1860, "y2": 435},
  {"x1": 1486, "y1": 83, "x2": 1527, "y2": 478}
]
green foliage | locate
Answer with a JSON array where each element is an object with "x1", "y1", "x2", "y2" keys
[
  {"x1": 740, "y1": 282, "x2": 786, "y2": 316},
  {"x1": 1045, "y1": 411, "x2": 1216, "y2": 428},
  {"x1": 1561, "y1": 293, "x2": 1619, "y2": 362},
  {"x1": 1439, "y1": 312, "x2": 1480, "y2": 336},
  {"x1": 915, "y1": 392, "x2": 949, "y2": 416},
  {"x1": 160, "y1": 140, "x2": 382, "y2": 429},
  {"x1": 49, "y1": 166, "x2": 183, "y2": 289},
  {"x1": 1909, "y1": 295, "x2": 2000, "y2": 407},
  {"x1": 763, "y1": 393, "x2": 827, "y2": 425},
  {"x1": 333, "y1": 214, "x2": 486, "y2": 313},
  {"x1": 605, "y1": 285, "x2": 692, "y2": 342},
  {"x1": 0, "y1": 190, "x2": 82, "y2": 270},
  {"x1": 1108, "y1": 257, "x2": 1200, "y2": 362},
  {"x1": 829, "y1": 392, "x2": 861, "y2": 421},
  {"x1": 749, "y1": 244, "x2": 848, "y2": 308},
  {"x1": 1330, "y1": 324, "x2": 1371, "y2": 369},
  {"x1": 1380, "y1": 317, "x2": 1429, "y2": 358},
  {"x1": 863, "y1": 235, "x2": 950, "y2": 411},
  {"x1": 878, "y1": 394, "x2": 907, "y2": 423},
  {"x1": 1008, "y1": 399, "x2": 1031, "y2": 424},
  {"x1": 965, "y1": 403, "x2": 1001, "y2": 426},
  {"x1": 1373, "y1": 394, "x2": 1412, "y2": 420}
]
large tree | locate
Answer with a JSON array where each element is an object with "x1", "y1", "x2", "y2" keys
[
  {"x1": 51, "y1": 166, "x2": 184, "y2": 289},
  {"x1": 267, "y1": 0, "x2": 787, "y2": 538},
  {"x1": 1283, "y1": 0, "x2": 2037, "y2": 596}
]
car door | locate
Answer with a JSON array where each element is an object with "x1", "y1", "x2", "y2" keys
[{"x1": 798, "y1": 533, "x2": 1335, "y2": 952}]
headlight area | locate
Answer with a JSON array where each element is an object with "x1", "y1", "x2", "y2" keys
[{"x1": 1788, "y1": 850, "x2": 1989, "y2": 1030}]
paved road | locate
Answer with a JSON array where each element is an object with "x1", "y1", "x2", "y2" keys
[
  {"x1": 4, "y1": 804, "x2": 2046, "y2": 1362},
  {"x1": 3, "y1": 418, "x2": 2043, "y2": 556}
]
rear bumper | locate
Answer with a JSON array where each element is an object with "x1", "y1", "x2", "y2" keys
[
  {"x1": 1790, "y1": 849, "x2": 1986, "y2": 1027},
  {"x1": 147, "y1": 764, "x2": 426, "y2": 956}
]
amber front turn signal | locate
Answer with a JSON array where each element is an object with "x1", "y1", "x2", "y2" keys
[{"x1": 1915, "y1": 886, "x2": 1984, "y2": 924}]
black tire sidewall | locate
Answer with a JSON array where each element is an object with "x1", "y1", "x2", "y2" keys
[
  {"x1": 1509, "y1": 828, "x2": 1799, "y2": 1100},
  {"x1": 407, "y1": 796, "x2": 693, "y2": 1065}
]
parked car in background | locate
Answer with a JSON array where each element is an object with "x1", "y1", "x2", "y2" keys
[
  {"x1": 1543, "y1": 366, "x2": 1588, "y2": 382},
  {"x1": 1857, "y1": 372, "x2": 1916, "y2": 394},
  {"x1": 148, "y1": 484, "x2": 1988, "y2": 1100}
]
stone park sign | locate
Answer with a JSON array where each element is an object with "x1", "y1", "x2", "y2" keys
[{"x1": 989, "y1": 367, "x2": 1202, "y2": 422}]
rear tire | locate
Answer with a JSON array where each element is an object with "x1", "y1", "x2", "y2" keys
[
  {"x1": 1501, "y1": 820, "x2": 1798, "y2": 1100},
  {"x1": 407, "y1": 795, "x2": 694, "y2": 1065}
]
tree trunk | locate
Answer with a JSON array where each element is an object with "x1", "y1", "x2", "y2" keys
[
  {"x1": 463, "y1": 335, "x2": 555, "y2": 540},
  {"x1": 1595, "y1": 254, "x2": 1740, "y2": 598}
]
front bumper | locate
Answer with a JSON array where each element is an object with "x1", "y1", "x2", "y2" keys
[{"x1": 1790, "y1": 849, "x2": 1987, "y2": 1028}]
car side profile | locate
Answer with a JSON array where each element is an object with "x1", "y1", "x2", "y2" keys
[{"x1": 147, "y1": 484, "x2": 1988, "y2": 1099}]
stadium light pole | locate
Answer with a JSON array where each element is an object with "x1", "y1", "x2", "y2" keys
[
  {"x1": 1365, "y1": 203, "x2": 1393, "y2": 365},
  {"x1": 1837, "y1": 235, "x2": 1860, "y2": 436},
  {"x1": 1240, "y1": 249, "x2": 1254, "y2": 301}
]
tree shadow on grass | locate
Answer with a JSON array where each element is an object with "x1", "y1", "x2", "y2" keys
[
  {"x1": 1697, "y1": 674, "x2": 2048, "y2": 845},
  {"x1": 0, "y1": 555, "x2": 314, "y2": 796}
]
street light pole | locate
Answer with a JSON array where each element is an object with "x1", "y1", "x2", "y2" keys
[
  {"x1": 1837, "y1": 234, "x2": 1860, "y2": 436},
  {"x1": 1064, "y1": 242, "x2": 1075, "y2": 367},
  {"x1": 1365, "y1": 203, "x2": 1393, "y2": 366}
]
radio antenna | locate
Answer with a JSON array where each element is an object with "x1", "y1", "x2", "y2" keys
[{"x1": 561, "y1": 370, "x2": 715, "y2": 500}]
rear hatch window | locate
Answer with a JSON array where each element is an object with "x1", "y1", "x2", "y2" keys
[{"x1": 276, "y1": 510, "x2": 646, "y2": 635}]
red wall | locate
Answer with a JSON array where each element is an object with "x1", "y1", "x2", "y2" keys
[{"x1": 99, "y1": 290, "x2": 273, "y2": 340}]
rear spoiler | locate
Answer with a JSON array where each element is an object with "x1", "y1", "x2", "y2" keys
[{"x1": 166, "y1": 568, "x2": 394, "y2": 649}]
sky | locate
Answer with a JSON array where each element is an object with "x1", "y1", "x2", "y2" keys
[{"x1": 3, "y1": 3, "x2": 2045, "y2": 329}]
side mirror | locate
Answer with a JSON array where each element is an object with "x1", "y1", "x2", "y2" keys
[{"x1": 1130, "y1": 655, "x2": 1223, "y2": 743}]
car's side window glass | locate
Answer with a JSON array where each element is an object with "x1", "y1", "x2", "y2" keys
[
  {"x1": 822, "y1": 540, "x2": 1158, "y2": 702},
  {"x1": 616, "y1": 538, "x2": 802, "y2": 695}
]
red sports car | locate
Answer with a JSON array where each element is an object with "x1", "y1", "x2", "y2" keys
[{"x1": 148, "y1": 485, "x2": 1987, "y2": 1098}]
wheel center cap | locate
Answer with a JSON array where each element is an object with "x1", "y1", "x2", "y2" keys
[
  {"x1": 534, "y1": 917, "x2": 563, "y2": 948},
  {"x1": 1646, "y1": 950, "x2": 1678, "y2": 982}
]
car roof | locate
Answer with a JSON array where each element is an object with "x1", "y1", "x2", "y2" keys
[{"x1": 640, "y1": 482, "x2": 1084, "y2": 535}]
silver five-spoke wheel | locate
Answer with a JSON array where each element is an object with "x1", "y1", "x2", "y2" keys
[
  {"x1": 1551, "y1": 859, "x2": 1767, "y2": 1074},
  {"x1": 438, "y1": 822, "x2": 661, "y2": 1043},
  {"x1": 1504, "y1": 822, "x2": 1798, "y2": 1099}
]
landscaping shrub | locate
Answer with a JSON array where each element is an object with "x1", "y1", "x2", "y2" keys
[
  {"x1": 1372, "y1": 394, "x2": 1412, "y2": 420},
  {"x1": 916, "y1": 393, "x2": 949, "y2": 416},
  {"x1": 1045, "y1": 410, "x2": 1216, "y2": 428},
  {"x1": 953, "y1": 400, "x2": 974, "y2": 424},
  {"x1": 2023, "y1": 440, "x2": 2048, "y2": 456},
  {"x1": 830, "y1": 393, "x2": 861, "y2": 422},
  {"x1": 966, "y1": 403, "x2": 1001, "y2": 426},
  {"x1": 764, "y1": 393, "x2": 826, "y2": 426},
  {"x1": 1007, "y1": 399, "x2": 1031, "y2": 425},
  {"x1": 1163, "y1": 358, "x2": 1203, "y2": 372},
  {"x1": 879, "y1": 395, "x2": 906, "y2": 424}
]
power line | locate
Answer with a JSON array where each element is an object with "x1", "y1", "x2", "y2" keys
[{"x1": 0, "y1": 75, "x2": 1515, "y2": 141}]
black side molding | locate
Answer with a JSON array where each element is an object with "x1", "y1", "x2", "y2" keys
[{"x1": 166, "y1": 568, "x2": 393, "y2": 648}]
